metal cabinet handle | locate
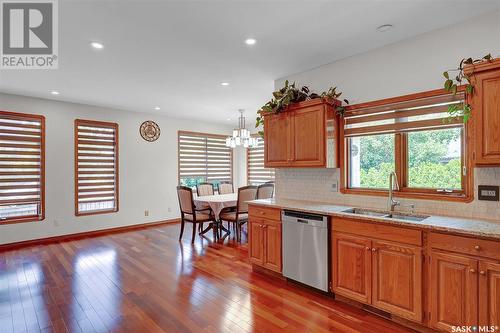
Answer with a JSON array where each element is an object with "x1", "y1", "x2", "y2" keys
[
  {"x1": 470, "y1": 269, "x2": 476, "y2": 274},
  {"x1": 479, "y1": 270, "x2": 486, "y2": 275},
  {"x1": 371, "y1": 248, "x2": 377, "y2": 252},
  {"x1": 365, "y1": 247, "x2": 370, "y2": 251},
  {"x1": 474, "y1": 245, "x2": 481, "y2": 250}
]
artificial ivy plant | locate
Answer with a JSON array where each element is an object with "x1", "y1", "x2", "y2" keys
[
  {"x1": 443, "y1": 53, "x2": 493, "y2": 122},
  {"x1": 255, "y1": 80, "x2": 348, "y2": 137}
]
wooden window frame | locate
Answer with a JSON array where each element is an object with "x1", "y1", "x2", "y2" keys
[
  {"x1": 75, "y1": 119, "x2": 119, "y2": 216},
  {"x1": 340, "y1": 88, "x2": 473, "y2": 203},
  {"x1": 177, "y1": 130, "x2": 233, "y2": 186},
  {"x1": 246, "y1": 135, "x2": 275, "y2": 185},
  {"x1": 0, "y1": 110, "x2": 45, "y2": 224}
]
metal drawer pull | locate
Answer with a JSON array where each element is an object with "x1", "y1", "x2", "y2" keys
[
  {"x1": 480, "y1": 270, "x2": 486, "y2": 275},
  {"x1": 470, "y1": 269, "x2": 476, "y2": 274},
  {"x1": 371, "y1": 248, "x2": 377, "y2": 252},
  {"x1": 474, "y1": 245, "x2": 480, "y2": 250},
  {"x1": 366, "y1": 247, "x2": 370, "y2": 251}
]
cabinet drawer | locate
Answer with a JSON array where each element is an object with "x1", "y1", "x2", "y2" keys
[
  {"x1": 332, "y1": 217, "x2": 422, "y2": 246},
  {"x1": 249, "y1": 205, "x2": 281, "y2": 221},
  {"x1": 429, "y1": 232, "x2": 500, "y2": 260}
]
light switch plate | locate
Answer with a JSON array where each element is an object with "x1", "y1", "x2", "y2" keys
[{"x1": 478, "y1": 185, "x2": 499, "y2": 201}]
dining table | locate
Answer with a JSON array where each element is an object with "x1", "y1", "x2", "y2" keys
[{"x1": 193, "y1": 193, "x2": 238, "y2": 239}]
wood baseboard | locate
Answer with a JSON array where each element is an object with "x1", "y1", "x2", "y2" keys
[{"x1": 0, "y1": 218, "x2": 180, "y2": 251}]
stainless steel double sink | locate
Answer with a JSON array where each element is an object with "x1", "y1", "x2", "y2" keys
[{"x1": 341, "y1": 208, "x2": 429, "y2": 222}]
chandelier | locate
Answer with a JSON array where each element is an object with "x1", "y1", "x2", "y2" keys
[{"x1": 225, "y1": 109, "x2": 259, "y2": 148}]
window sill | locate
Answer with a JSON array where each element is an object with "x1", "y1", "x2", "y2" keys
[
  {"x1": 340, "y1": 188, "x2": 473, "y2": 203},
  {"x1": 0, "y1": 215, "x2": 44, "y2": 225},
  {"x1": 75, "y1": 209, "x2": 118, "y2": 217}
]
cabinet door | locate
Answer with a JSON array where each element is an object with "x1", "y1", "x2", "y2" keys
[
  {"x1": 263, "y1": 221, "x2": 282, "y2": 273},
  {"x1": 291, "y1": 106, "x2": 326, "y2": 167},
  {"x1": 479, "y1": 261, "x2": 500, "y2": 327},
  {"x1": 332, "y1": 233, "x2": 372, "y2": 303},
  {"x1": 264, "y1": 113, "x2": 292, "y2": 167},
  {"x1": 429, "y1": 251, "x2": 478, "y2": 331},
  {"x1": 473, "y1": 69, "x2": 500, "y2": 165},
  {"x1": 248, "y1": 220, "x2": 264, "y2": 265},
  {"x1": 372, "y1": 241, "x2": 422, "y2": 322}
]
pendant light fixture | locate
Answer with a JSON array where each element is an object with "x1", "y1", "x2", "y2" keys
[{"x1": 225, "y1": 109, "x2": 259, "y2": 148}]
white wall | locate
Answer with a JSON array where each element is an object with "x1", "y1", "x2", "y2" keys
[
  {"x1": 276, "y1": 10, "x2": 500, "y2": 103},
  {"x1": 275, "y1": 10, "x2": 500, "y2": 221},
  {"x1": 0, "y1": 92, "x2": 241, "y2": 244}
]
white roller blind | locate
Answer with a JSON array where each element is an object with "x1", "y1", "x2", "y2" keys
[
  {"x1": 247, "y1": 138, "x2": 274, "y2": 185},
  {"x1": 178, "y1": 131, "x2": 233, "y2": 186},
  {"x1": 0, "y1": 111, "x2": 44, "y2": 222},
  {"x1": 75, "y1": 119, "x2": 118, "y2": 215}
]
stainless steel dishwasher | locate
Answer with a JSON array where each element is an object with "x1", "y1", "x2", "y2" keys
[{"x1": 282, "y1": 210, "x2": 329, "y2": 292}]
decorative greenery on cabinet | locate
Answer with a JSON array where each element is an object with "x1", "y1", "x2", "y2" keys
[
  {"x1": 255, "y1": 80, "x2": 348, "y2": 137},
  {"x1": 443, "y1": 53, "x2": 493, "y2": 122}
]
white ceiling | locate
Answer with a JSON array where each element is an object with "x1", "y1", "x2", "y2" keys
[{"x1": 1, "y1": 0, "x2": 499, "y2": 124}]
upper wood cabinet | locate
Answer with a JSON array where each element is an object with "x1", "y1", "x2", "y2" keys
[
  {"x1": 264, "y1": 99, "x2": 339, "y2": 168},
  {"x1": 468, "y1": 59, "x2": 500, "y2": 166}
]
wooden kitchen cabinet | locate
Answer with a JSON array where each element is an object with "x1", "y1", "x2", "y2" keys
[
  {"x1": 264, "y1": 112, "x2": 292, "y2": 167},
  {"x1": 264, "y1": 99, "x2": 339, "y2": 168},
  {"x1": 332, "y1": 232, "x2": 372, "y2": 304},
  {"x1": 262, "y1": 221, "x2": 282, "y2": 272},
  {"x1": 428, "y1": 232, "x2": 500, "y2": 331},
  {"x1": 479, "y1": 261, "x2": 500, "y2": 327},
  {"x1": 429, "y1": 251, "x2": 478, "y2": 331},
  {"x1": 291, "y1": 106, "x2": 326, "y2": 167},
  {"x1": 468, "y1": 59, "x2": 500, "y2": 166},
  {"x1": 248, "y1": 205, "x2": 282, "y2": 273},
  {"x1": 372, "y1": 240, "x2": 422, "y2": 322},
  {"x1": 331, "y1": 219, "x2": 423, "y2": 323},
  {"x1": 249, "y1": 219, "x2": 265, "y2": 265}
]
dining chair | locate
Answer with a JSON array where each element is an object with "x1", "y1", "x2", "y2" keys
[
  {"x1": 218, "y1": 181, "x2": 234, "y2": 194},
  {"x1": 257, "y1": 182, "x2": 274, "y2": 199},
  {"x1": 196, "y1": 182, "x2": 215, "y2": 196},
  {"x1": 219, "y1": 185, "x2": 258, "y2": 241},
  {"x1": 195, "y1": 182, "x2": 215, "y2": 230},
  {"x1": 177, "y1": 186, "x2": 216, "y2": 243}
]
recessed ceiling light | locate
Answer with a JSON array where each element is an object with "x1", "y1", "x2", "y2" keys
[
  {"x1": 50, "y1": 90, "x2": 59, "y2": 95},
  {"x1": 90, "y1": 42, "x2": 104, "y2": 49},
  {"x1": 376, "y1": 24, "x2": 394, "y2": 32},
  {"x1": 221, "y1": 82, "x2": 229, "y2": 86},
  {"x1": 245, "y1": 38, "x2": 257, "y2": 45},
  {"x1": 154, "y1": 106, "x2": 160, "y2": 110},
  {"x1": 226, "y1": 118, "x2": 231, "y2": 121}
]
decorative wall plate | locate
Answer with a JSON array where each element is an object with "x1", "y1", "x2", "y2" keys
[{"x1": 140, "y1": 120, "x2": 161, "y2": 142}]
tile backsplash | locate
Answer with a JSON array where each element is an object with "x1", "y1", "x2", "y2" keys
[{"x1": 275, "y1": 168, "x2": 500, "y2": 221}]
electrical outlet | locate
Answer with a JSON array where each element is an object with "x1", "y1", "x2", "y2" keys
[
  {"x1": 331, "y1": 181, "x2": 338, "y2": 192},
  {"x1": 144, "y1": 210, "x2": 149, "y2": 217}
]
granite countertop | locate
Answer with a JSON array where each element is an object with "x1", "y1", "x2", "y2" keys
[{"x1": 249, "y1": 198, "x2": 500, "y2": 240}]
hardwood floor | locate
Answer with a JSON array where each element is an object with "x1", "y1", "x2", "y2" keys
[{"x1": 0, "y1": 223, "x2": 417, "y2": 333}]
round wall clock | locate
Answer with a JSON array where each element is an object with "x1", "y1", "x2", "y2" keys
[{"x1": 140, "y1": 120, "x2": 161, "y2": 142}]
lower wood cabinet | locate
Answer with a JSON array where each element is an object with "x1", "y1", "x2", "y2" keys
[
  {"x1": 372, "y1": 240, "x2": 422, "y2": 321},
  {"x1": 332, "y1": 233, "x2": 371, "y2": 304},
  {"x1": 479, "y1": 261, "x2": 500, "y2": 327},
  {"x1": 429, "y1": 250, "x2": 500, "y2": 331},
  {"x1": 429, "y1": 251, "x2": 478, "y2": 331},
  {"x1": 248, "y1": 205, "x2": 282, "y2": 273},
  {"x1": 332, "y1": 229, "x2": 423, "y2": 322}
]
